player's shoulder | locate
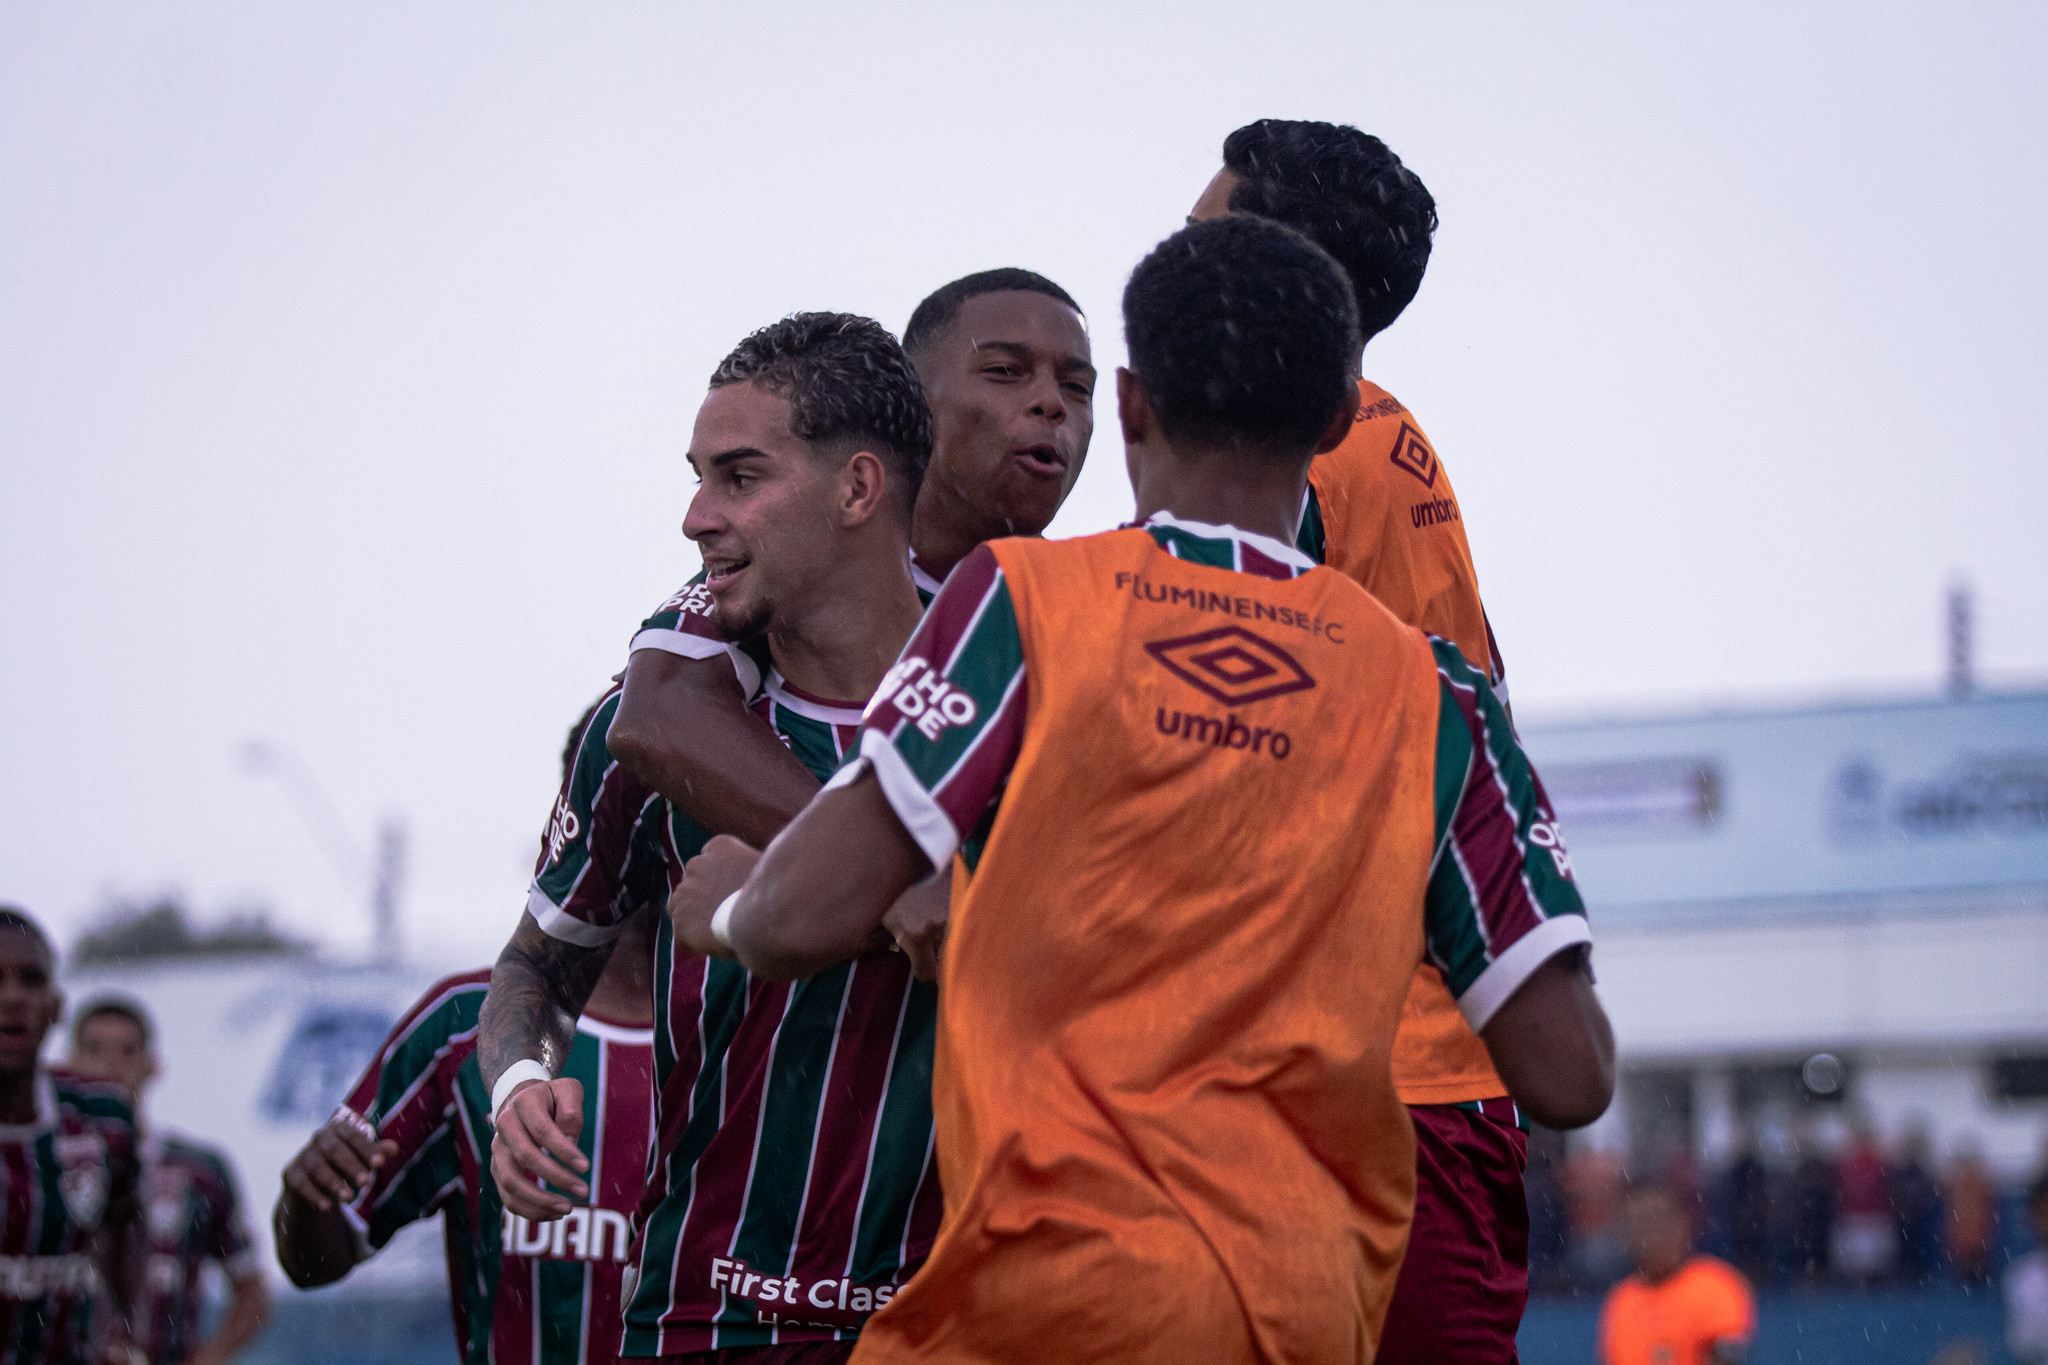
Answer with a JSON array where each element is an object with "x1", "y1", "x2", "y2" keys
[
  {"x1": 1313, "y1": 377, "x2": 1443, "y2": 490},
  {"x1": 387, "y1": 970, "x2": 493, "y2": 1046},
  {"x1": 154, "y1": 1132, "x2": 238, "y2": 1185},
  {"x1": 48, "y1": 1068, "x2": 135, "y2": 1128},
  {"x1": 575, "y1": 1012, "x2": 657, "y2": 1053},
  {"x1": 1679, "y1": 1254, "x2": 1753, "y2": 1298}
]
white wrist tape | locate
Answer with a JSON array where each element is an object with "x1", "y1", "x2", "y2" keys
[
  {"x1": 490, "y1": 1060, "x2": 552, "y2": 1126},
  {"x1": 710, "y1": 891, "x2": 743, "y2": 949}
]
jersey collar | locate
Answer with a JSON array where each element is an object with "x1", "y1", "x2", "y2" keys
[
  {"x1": 764, "y1": 670, "x2": 869, "y2": 727},
  {"x1": 1140, "y1": 511, "x2": 1316, "y2": 581},
  {"x1": 908, "y1": 550, "x2": 947, "y2": 600}
]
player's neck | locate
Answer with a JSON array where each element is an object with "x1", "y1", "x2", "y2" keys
[
  {"x1": 584, "y1": 968, "x2": 654, "y2": 1028},
  {"x1": 1129, "y1": 444, "x2": 1307, "y2": 550},
  {"x1": 0, "y1": 1065, "x2": 39, "y2": 1124},
  {"x1": 908, "y1": 476, "x2": 999, "y2": 584},
  {"x1": 766, "y1": 535, "x2": 924, "y2": 705}
]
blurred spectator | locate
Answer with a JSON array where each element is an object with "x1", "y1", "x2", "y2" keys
[
  {"x1": 1566, "y1": 1144, "x2": 1632, "y2": 1291},
  {"x1": 1790, "y1": 1132, "x2": 1837, "y2": 1284},
  {"x1": 2007, "y1": 1174, "x2": 2048, "y2": 1364},
  {"x1": 1598, "y1": 1185, "x2": 1756, "y2": 1365},
  {"x1": 1892, "y1": 1126, "x2": 1945, "y2": 1286},
  {"x1": 1719, "y1": 1132, "x2": 1771, "y2": 1285},
  {"x1": 1948, "y1": 1142, "x2": 2001, "y2": 1285},
  {"x1": 1525, "y1": 1130, "x2": 1573, "y2": 1297},
  {"x1": 1832, "y1": 1122, "x2": 1895, "y2": 1285}
]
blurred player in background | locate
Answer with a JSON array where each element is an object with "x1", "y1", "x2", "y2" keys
[
  {"x1": 68, "y1": 997, "x2": 269, "y2": 1365},
  {"x1": 270, "y1": 705, "x2": 657, "y2": 1365},
  {"x1": 1191, "y1": 118, "x2": 1537, "y2": 1363},
  {"x1": 1598, "y1": 1185, "x2": 1755, "y2": 1365},
  {"x1": 483, "y1": 314, "x2": 947, "y2": 1361},
  {"x1": 603, "y1": 269, "x2": 1093, "y2": 976},
  {"x1": 0, "y1": 907, "x2": 140, "y2": 1365},
  {"x1": 668, "y1": 215, "x2": 1613, "y2": 1363}
]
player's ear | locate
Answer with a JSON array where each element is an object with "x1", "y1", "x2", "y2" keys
[
  {"x1": 1312, "y1": 394, "x2": 1358, "y2": 456},
  {"x1": 839, "y1": 449, "x2": 889, "y2": 528},
  {"x1": 1116, "y1": 368, "x2": 1154, "y2": 449}
]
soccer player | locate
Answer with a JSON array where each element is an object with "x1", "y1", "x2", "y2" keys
[
  {"x1": 668, "y1": 215, "x2": 1615, "y2": 1362},
  {"x1": 1191, "y1": 118, "x2": 1537, "y2": 1362},
  {"x1": 68, "y1": 997, "x2": 269, "y2": 1365},
  {"x1": 1598, "y1": 1185, "x2": 1755, "y2": 1365},
  {"x1": 482, "y1": 313, "x2": 945, "y2": 1361},
  {"x1": 271, "y1": 716, "x2": 658, "y2": 1365},
  {"x1": 0, "y1": 907, "x2": 140, "y2": 1365},
  {"x1": 603, "y1": 270, "x2": 1093, "y2": 976}
]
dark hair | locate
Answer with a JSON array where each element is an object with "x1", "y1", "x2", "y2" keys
[
  {"x1": 902, "y1": 269, "x2": 1082, "y2": 361},
  {"x1": 0, "y1": 906, "x2": 53, "y2": 960},
  {"x1": 710, "y1": 312, "x2": 934, "y2": 516},
  {"x1": 1123, "y1": 216, "x2": 1360, "y2": 460},
  {"x1": 2030, "y1": 1172, "x2": 2048, "y2": 1212},
  {"x1": 1222, "y1": 120, "x2": 1436, "y2": 344},
  {"x1": 73, "y1": 995, "x2": 152, "y2": 1048}
]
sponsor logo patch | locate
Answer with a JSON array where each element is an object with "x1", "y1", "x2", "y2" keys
[
  {"x1": 1388, "y1": 421, "x2": 1439, "y2": 488},
  {"x1": 1144, "y1": 627, "x2": 1316, "y2": 707}
]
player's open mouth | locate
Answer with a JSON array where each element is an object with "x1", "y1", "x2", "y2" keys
[
  {"x1": 703, "y1": 557, "x2": 750, "y2": 590},
  {"x1": 1012, "y1": 444, "x2": 1066, "y2": 478}
]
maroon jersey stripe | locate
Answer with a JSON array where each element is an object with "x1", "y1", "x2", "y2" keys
[{"x1": 783, "y1": 956, "x2": 910, "y2": 1288}]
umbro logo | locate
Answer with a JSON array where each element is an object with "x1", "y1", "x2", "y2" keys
[
  {"x1": 1388, "y1": 422, "x2": 1439, "y2": 489},
  {"x1": 1144, "y1": 626, "x2": 1316, "y2": 707}
]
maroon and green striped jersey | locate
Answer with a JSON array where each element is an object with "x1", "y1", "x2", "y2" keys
[
  {"x1": 625, "y1": 559, "x2": 942, "y2": 700},
  {"x1": 854, "y1": 514, "x2": 1592, "y2": 1026},
  {"x1": 537, "y1": 653, "x2": 941, "y2": 1357},
  {"x1": 337, "y1": 971, "x2": 654, "y2": 1365},
  {"x1": 0, "y1": 1070, "x2": 137, "y2": 1365},
  {"x1": 131, "y1": 1132, "x2": 257, "y2": 1365}
]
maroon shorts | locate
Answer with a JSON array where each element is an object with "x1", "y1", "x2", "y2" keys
[
  {"x1": 1375, "y1": 1097, "x2": 1530, "y2": 1365},
  {"x1": 657, "y1": 1345, "x2": 854, "y2": 1365}
]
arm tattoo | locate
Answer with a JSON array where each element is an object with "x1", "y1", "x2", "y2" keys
[{"x1": 477, "y1": 913, "x2": 617, "y2": 1091}]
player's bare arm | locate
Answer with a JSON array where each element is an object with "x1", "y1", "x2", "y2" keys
[
  {"x1": 609, "y1": 649, "x2": 820, "y2": 849},
  {"x1": 1478, "y1": 946, "x2": 1614, "y2": 1130},
  {"x1": 186, "y1": 1272, "x2": 271, "y2": 1365},
  {"x1": 477, "y1": 913, "x2": 615, "y2": 1218},
  {"x1": 273, "y1": 1113, "x2": 399, "y2": 1286},
  {"x1": 670, "y1": 767, "x2": 929, "y2": 981}
]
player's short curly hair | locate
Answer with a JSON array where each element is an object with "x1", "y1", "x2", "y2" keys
[
  {"x1": 1123, "y1": 216, "x2": 1360, "y2": 461},
  {"x1": 711, "y1": 313, "x2": 935, "y2": 517},
  {"x1": 901, "y1": 268, "x2": 1082, "y2": 362},
  {"x1": 1222, "y1": 120, "x2": 1436, "y2": 344}
]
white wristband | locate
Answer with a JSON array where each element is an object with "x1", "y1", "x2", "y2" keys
[
  {"x1": 710, "y1": 891, "x2": 743, "y2": 949},
  {"x1": 490, "y1": 1060, "x2": 552, "y2": 1127}
]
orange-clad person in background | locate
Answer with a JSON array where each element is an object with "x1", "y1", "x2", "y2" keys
[
  {"x1": 667, "y1": 216, "x2": 1614, "y2": 1362},
  {"x1": 1191, "y1": 119, "x2": 1534, "y2": 1363},
  {"x1": 1600, "y1": 1185, "x2": 1756, "y2": 1365}
]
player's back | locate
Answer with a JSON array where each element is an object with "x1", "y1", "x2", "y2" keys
[
  {"x1": 898, "y1": 524, "x2": 1440, "y2": 1363},
  {"x1": 1303, "y1": 379, "x2": 1492, "y2": 673}
]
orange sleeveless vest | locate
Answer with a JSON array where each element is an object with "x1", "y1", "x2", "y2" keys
[
  {"x1": 856, "y1": 529, "x2": 1441, "y2": 1365},
  {"x1": 1309, "y1": 380, "x2": 1505, "y2": 1105}
]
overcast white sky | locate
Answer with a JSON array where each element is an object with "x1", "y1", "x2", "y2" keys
[{"x1": 3, "y1": 2, "x2": 2043, "y2": 967}]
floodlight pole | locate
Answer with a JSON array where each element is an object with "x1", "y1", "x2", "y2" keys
[{"x1": 240, "y1": 741, "x2": 404, "y2": 965}]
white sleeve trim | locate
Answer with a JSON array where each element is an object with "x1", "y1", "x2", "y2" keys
[
  {"x1": 525, "y1": 884, "x2": 625, "y2": 947},
  {"x1": 1456, "y1": 914, "x2": 1593, "y2": 1033},
  {"x1": 853, "y1": 737, "x2": 960, "y2": 872},
  {"x1": 627, "y1": 631, "x2": 763, "y2": 701}
]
